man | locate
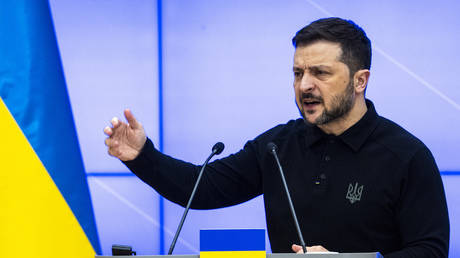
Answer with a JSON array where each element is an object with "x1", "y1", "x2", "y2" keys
[{"x1": 104, "y1": 18, "x2": 449, "y2": 257}]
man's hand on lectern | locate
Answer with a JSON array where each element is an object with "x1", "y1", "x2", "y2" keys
[
  {"x1": 104, "y1": 109, "x2": 147, "y2": 161},
  {"x1": 292, "y1": 244, "x2": 329, "y2": 253}
]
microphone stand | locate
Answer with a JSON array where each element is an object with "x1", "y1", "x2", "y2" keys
[
  {"x1": 268, "y1": 142, "x2": 307, "y2": 254},
  {"x1": 168, "y1": 142, "x2": 224, "y2": 255}
]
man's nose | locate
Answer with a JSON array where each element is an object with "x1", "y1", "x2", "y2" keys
[{"x1": 299, "y1": 74, "x2": 315, "y2": 92}]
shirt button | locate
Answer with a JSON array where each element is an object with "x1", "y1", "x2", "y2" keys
[{"x1": 325, "y1": 155, "x2": 331, "y2": 161}]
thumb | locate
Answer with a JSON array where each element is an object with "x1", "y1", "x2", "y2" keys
[
  {"x1": 124, "y1": 109, "x2": 141, "y2": 129},
  {"x1": 291, "y1": 244, "x2": 303, "y2": 253}
]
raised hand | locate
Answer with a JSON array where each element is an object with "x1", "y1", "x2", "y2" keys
[{"x1": 104, "y1": 109, "x2": 147, "y2": 161}]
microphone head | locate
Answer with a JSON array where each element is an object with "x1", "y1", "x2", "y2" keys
[
  {"x1": 212, "y1": 142, "x2": 225, "y2": 155},
  {"x1": 267, "y1": 142, "x2": 278, "y2": 154}
]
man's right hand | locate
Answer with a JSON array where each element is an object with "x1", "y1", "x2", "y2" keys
[
  {"x1": 292, "y1": 244, "x2": 330, "y2": 253},
  {"x1": 104, "y1": 109, "x2": 147, "y2": 161}
]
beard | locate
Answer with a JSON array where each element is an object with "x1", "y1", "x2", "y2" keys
[{"x1": 298, "y1": 81, "x2": 355, "y2": 125}]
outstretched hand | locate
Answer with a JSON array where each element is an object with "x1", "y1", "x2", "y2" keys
[{"x1": 104, "y1": 109, "x2": 147, "y2": 161}]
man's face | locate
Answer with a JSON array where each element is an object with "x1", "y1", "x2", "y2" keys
[{"x1": 293, "y1": 41, "x2": 355, "y2": 126}]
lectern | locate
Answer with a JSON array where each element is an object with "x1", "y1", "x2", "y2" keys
[
  {"x1": 97, "y1": 253, "x2": 383, "y2": 258},
  {"x1": 100, "y1": 229, "x2": 383, "y2": 258}
]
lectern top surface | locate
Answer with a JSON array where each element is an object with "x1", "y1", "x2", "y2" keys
[{"x1": 96, "y1": 252, "x2": 382, "y2": 258}]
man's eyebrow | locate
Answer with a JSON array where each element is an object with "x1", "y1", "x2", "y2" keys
[
  {"x1": 308, "y1": 65, "x2": 332, "y2": 70},
  {"x1": 293, "y1": 64, "x2": 332, "y2": 72},
  {"x1": 293, "y1": 65, "x2": 306, "y2": 71}
]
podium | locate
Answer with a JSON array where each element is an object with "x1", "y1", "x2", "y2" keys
[
  {"x1": 99, "y1": 230, "x2": 383, "y2": 257},
  {"x1": 97, "y1": 253, "x2": 383, "y2": 258}
]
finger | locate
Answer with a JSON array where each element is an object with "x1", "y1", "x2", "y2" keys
[
  {"x1": 105, "y1": 138, "x2": 119, "y2": 148},
  {"x1": 307, "y1": 245, "x2": 328, "y2": 252},
  {"x1": 124, "y1": 109, "x2": 141, "y2": 129},
  {"x1": 291, "y1": 244, "x2": 303, "y2": 253},
  {"x1": 104, "y1": 126, "x2": 113, "y2": 136},
  {"x1": 107, "y1": 146, "x2": 117, "y2": 157},
  {"x1": 111, "y1": 117, "x2": 122, "y2": 129},
  {"x1": 107, "y1": 142, "x2": 122, "y2": 157},
  {"x1": 107, "y1": 147, "x2": 120, "y2": 157}
]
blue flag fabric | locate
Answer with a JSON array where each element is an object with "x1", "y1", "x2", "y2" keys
[
  {"x1": 0, "y1": 0, "x2": 101, "y2": 254},
  {"x1": 200, "y1": 229, "x2": 266, "y2": 251},
  {"x1": 200, "y1": 229, "x2": 266, "y2": 258}
]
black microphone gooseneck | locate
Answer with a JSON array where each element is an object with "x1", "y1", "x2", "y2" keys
[
  {"x1": 168, "y1": 142, "x2": 225, "y2": 255},
  {"x1": 267, "y1": 142, "x2": 307, "y2": 254}
]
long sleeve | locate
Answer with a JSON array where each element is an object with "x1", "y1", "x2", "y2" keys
[
  {"x1": 385, "y1": 147, "x2": 449, "y2": 258},
  {"x1": 123, "y1": 138, "x2": 263, "y2": 209}
]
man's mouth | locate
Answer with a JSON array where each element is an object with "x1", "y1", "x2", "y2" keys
[{"x1": 303, "y1": 99, "x2": 322, "y2": 108}]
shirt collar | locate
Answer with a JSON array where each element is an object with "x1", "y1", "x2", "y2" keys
[
  {"x1": 339, "y1": 99, "x2": 379, "y2": 152},
  {"x1": 304, "y1": 122, "x2": 326, "y2": 147},
  {"x1": 304, "y1": 99, "x2": 379, "y2": 152}
]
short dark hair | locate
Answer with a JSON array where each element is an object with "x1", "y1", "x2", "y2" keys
[{"x1": 292, "y1": 17, "x2": 372, "y2": 76}]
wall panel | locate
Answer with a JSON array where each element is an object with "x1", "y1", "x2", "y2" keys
[
  {"x1": 49, "y1": 0, "x2": 160, "y2": 173},
  {"x1": 50, "y1": 0, "x2": 161, "y2": 255},
  {"x1": 161, "y1": 0, "x2": 460, "y2": 255},
  {"x1": 50, "y1": 0, "x2": 459, "y2": 255}
]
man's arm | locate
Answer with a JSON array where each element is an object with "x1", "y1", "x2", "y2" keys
[
  {"x1": 104, "y1": 109, "x2": 264, "y2": 209},
  {"x1": 385, "y1": 147, "x2": 449, "y2": 258},
  {"x1": 122, "y1": 137, "x2": 263, "y2": 209}
]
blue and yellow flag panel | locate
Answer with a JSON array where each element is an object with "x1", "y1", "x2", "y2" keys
[
  {"x1": 200, "y1": 229, "x2": 266, "y2": 258},
  {"x1": 0, "y1": 0, "x2": 100, "y2": 254},
  {"x1": 0, "y1": 99, "x2": 95, "y2": 257}
]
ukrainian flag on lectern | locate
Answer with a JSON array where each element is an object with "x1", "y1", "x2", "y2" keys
[
  {"x1": 200, "y1": 229, "x2": 266, "y2": 258},
  {"x1": 0, "y1": 0, "x2": 100, "y2": 257}
]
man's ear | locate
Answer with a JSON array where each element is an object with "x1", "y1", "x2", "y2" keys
[{"x1": 353, "y1": 69, "x2": 370, "y2": 94}]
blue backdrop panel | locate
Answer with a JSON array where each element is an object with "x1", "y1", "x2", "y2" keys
[
  {"x1": 87, "y1": 176, "x2": 161, "y2": 255},
  {"x1": 443, "y1": 174, "x2": 460, "y2": 256},
  {"x1": 49, "y1": 0, "x2": 160, "y2": 173},
  {"x1": 162, "y1": 0, "x2": 298, "y2": 253},
  {"x1": 48, "y1": 0, "x2": 460, "y2": 256},
  {"x1": 161, "y1": 0, "x2": 460, "y2": 255}
]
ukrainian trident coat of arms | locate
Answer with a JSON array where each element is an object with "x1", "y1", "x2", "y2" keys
[{"x1": 346, "y1": 182, "x2": 364, "y2": 204}]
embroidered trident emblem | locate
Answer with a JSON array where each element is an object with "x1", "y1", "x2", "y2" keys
[{"x1": 346, "y1": 182, "x2": 364, "y2": 204}]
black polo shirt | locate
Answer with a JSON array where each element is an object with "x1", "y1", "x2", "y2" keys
[{"x1": 125, "y1": 100, "x2": 449, "y2": 257}]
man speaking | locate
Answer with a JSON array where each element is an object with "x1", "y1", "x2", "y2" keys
[{"x1": 104, "y1": 18, "x2": 449, "y2": 257}]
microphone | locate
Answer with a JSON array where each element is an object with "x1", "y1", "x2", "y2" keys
[
  {"x1": 267, "y1": 142, "x2": 307, "y2": 254},
  {"x1": 168, "y1": 142, "x2": 225, "y2": 255},
  {"x1": 212, "y1": 142, "x2": 225, "y2": 155}
]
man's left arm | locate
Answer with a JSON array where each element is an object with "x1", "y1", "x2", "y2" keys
[{"x1": 385, "y1": 147, "x2": 449, "y2": 258}]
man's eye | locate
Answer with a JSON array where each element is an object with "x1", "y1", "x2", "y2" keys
[
  {"x1": 316, "y1": 70, "x2": 327, "y2": 75},
  {"x1": 294, "y1": 72, "x2": 302, "y2": 78},
  {"x1": 313, "y1": 70, "x2": 331, "y2": 77}
]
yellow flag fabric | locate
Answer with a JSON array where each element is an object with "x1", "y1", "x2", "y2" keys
[{"x1": 0, "y1": 99, "x2": 95, "y2": 257}]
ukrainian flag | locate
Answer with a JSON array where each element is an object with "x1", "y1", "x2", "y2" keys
[
  {"x1": 200, "y1": 229, "x2": 266, "y2": 258},
  {"x1": 0, "y1": 1, "x2": 100, "y2": 257}
]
